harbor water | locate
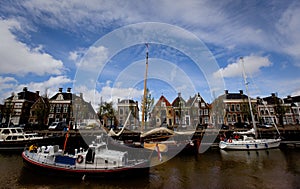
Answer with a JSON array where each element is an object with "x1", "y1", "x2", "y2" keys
[{"x1": 1, "y1": 148, "x2": 299, "y2": 189}]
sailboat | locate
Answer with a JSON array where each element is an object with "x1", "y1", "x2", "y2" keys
[{"x1": 219, "y1": 57, "x2": 281, "y2": 150}]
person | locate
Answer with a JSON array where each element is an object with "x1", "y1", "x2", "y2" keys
[{"x1": 29, "y1": 144, "x2": 37, "y2": 152}]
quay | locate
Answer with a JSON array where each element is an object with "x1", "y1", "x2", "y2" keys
[{"x1": 32, "y1": 125, "x2": 300, "y2": 150}]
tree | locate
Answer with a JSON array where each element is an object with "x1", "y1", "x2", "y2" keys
[
  {"x1": 141, "y1": 88, "x2": 154, "y2": 129},
  {"x1": 98, "y1": 102, "x2": 116, "y2": 128}
]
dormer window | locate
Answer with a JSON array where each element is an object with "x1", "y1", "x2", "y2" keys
[{"x1": 56, "y1": 94, "x2": 64, "y2": 100}]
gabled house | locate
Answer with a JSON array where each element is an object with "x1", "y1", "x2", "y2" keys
[
  {"x1": 48, "y1": 88, "x2": 73, "y2": 125},
  {"x1": 3, "y1": 87, "x2": 39, "y2": 125},
  {"x1": 150, "y1": 95, "x2": 173, "y2": 127},
  {"x1": 186, "y1": 93, "x2": 210, "y2": 127},
  {"x1": 172, "y1": 93, "x2": 188, "y2": 129},
  {"x1": 29, "y1": 96, "x2": 50, "y2": 126},
  {"x1": 48, "y1": 88, "x2": 97, "y2": 126}
]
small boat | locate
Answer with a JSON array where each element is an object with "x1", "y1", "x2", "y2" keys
[
  {"x1": 219, "y1": 135, "x2": 281, "y2": 150},
  {"x1": 219, "y1": 57, "x2": 281, "y2": 150},
  {"x1": 22, "y1": 135, "x2": 150, "y2": 178},
  {"x1": 0, "y1": 127, "x2": 44, "y2": 151}
]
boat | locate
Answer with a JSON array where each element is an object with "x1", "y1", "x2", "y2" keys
[
  {"x1": 219, "y1": 57, "x2": 281, "y2": 150},
  {"x1": 22, "y1": 134, "x2": 150, "y2": 178},
  {"x1": 0, "y1": 127, "x2": 44, "y2": 151}
]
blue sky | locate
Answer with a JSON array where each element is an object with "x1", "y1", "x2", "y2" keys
[{"x1": 1, "y1": 0, "x2": 300, "y2": 109}]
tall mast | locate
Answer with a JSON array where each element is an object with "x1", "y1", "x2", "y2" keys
[
  {"x1": 141, "y1": 44, "x2": 149, "y2": 132},
  {"x1": 240, "y1": 57, "x2": 258, "y2": 138}
]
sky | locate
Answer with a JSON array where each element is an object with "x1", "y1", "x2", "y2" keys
[{"x1": 1, "y1": 0, "x2": 300, "y2": 110}]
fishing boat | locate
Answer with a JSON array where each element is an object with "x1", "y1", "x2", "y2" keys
[
  {"x1": 22, "y1": 134, "x2": 150, "y2": 178},
  {"x1": 219, "y1": 57, "x2": 281, "y2": 150},
  {"x1": 0, "y1": 127, "x2": 44, "y2": 151}
]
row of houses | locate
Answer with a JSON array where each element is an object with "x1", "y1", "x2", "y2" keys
[
  {"x1": 0, "y1": 87, "x2": 97, "y2": 127},
  {"x1": 1, "y1": 87, "x2": 300, "y2": 129},
  {"x1": 117, "y1": 90, "x2": 300, "y2": 129}
]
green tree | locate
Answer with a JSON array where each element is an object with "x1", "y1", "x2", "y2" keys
[{"x1": 98, "y1": 102, "x2": 116, "y2": 128}]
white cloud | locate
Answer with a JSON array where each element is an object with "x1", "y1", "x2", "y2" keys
[
  {"x1": 0, "y1": 75, "x2": 72, "y2": 102},
  {"x1": 214, "y1": 55, "x2": 272, "y2": 78},
  {"x1": 0, "y1": 19, "x2": 65, "y2": 76},
  {"x1": 73, "y1": 84, "x2": 143, "y2": 110},
  {"x1": 276, "y1": 3, "x2": 300, "y2": 62}
]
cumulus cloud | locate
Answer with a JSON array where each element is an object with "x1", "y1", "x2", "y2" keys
[
  {"x1": 0, "y1": 75, "x2": 72, "y2": 102},
  {"x1": 73, "y1": 83, "x2": 143, "y2": 110},
  {"x1": 214, "y1": 55, "x2": 272, "y2": 78},
  {"x1": 0, "y1": 19, "x2": 65, "y2": 76}
]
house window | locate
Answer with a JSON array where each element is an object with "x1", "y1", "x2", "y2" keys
[
  {"x1": 161, "y1": 102, "x2": 166, "y2": 107},
  {"x1": 50, "y1": 105, "x2": 55, "y2": 113},
  {"x1": 63, "y1": 104, "x2": 68, "y2": 113},
  {"x1": 236, "y1": 104, "x2": 240, "y2": 111},
  {"x1": 231, "y1": 105, "x2": 235, "y2": 112},
  {"x1": 56, "y1": 105, "x2": 61, "y2": 113},
  {"x1": 201, "y1": 102, "x2": 205, "y2": 108},
  {"x1": 204, "y1": 109, "x2": 208, "y2": 115},
  {"x1": 119, "y1": 108, "x2": 123, "y2": 115}
]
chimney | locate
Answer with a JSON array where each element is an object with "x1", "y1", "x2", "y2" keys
[
  {"x1": 178, "y1": 92, "x2": 181, "y2": 97},
  {"x1": 271, "y1": 93, "x2": 276, "y2": 97},
  {"x1": 59, "y1": 88, "x2": 63, "y2": 93},
  {"x1": 239, "y1": 90, "x2": 243, "y2": 95},
  {"x1": 67, "y1": 87, "x2": 71, "y2": 93},
  {"x1": 36, "y1": 91, "x2": 40, "y2": 96},
  {"x1": 23, "y1": 87, "x2": 28, "y2": 92},
  {"x1": 225, "y1": 90, "x2": 228, "y2": 95}
]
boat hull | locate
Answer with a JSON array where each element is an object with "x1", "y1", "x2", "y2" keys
[
  {"x1": 0, "y1": 138, "x2": 45, "y2": 151},
  {"x1": 22, "y1": 151, "x2": 150, "y2": 178},
  {"x1": 219, "y1": 139, "x2": 281, "y2": 150}
]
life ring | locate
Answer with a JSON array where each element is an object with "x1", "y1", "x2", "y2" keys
[
  {"x1": 77, "y1": 155, "x2": 84, "y2": 164},
  {"x1": 228, "y1": 139, "x2": 232, "y2": 143}
]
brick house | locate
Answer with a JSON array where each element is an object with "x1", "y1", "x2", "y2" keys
[
  {"x1": 150, "y1": 95, "x2": 173, "y2": 127},
  {"x1": 48, "y1": 88, "x2": 97, "y2": 127},
  {"x1": 3, "y1": 87, "x2": 39, "y2": 125}
]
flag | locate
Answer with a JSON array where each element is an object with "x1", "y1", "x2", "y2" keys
[{"x1": 155, "y1": 143, "x2": 163, "y2": 162}]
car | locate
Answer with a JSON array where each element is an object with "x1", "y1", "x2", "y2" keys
[
  {"x1": 258, "y1": 124, "x2": 273, "y2": 128},
  {"x1": 234, "y1": 122, "x2": 250, "y2": 129},
  {"x1": 219, "y1": 124, "x2": 229, "y2": 130},
  {"x1": 77, "y1": 122, "x2": 87, "y2": 130},
  {"x1": 48, "y1": 122, "x2": 67, "y2": 131}
]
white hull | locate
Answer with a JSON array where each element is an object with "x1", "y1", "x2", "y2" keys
[{"x1": 219, "y1": 138, "x2": 281, "y2": 150}]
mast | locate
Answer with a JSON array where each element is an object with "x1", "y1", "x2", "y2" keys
[
  {"x1": 141, "y1": 44, "x2": 149, "y2": 132},
  {"x1": 240, "y1": 57, "x2": 258, "y2": 138}
]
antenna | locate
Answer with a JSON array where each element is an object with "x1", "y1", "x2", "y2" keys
[{"x1": 141, "y1": 43, "x2": 149, "y2": 132}]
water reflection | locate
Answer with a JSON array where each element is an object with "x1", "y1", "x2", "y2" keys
[{"x1": 0, "y1": 149, "x2": 299, "y2": 188}]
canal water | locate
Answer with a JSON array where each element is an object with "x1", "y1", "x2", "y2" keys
[{"x1": 0, "y1": 148, "x2": 299, "y2": 189}]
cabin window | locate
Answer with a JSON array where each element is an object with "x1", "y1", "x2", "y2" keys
[
  {"x1": 2, "y1": 129, "x2": 10, "y2": 134},
  {"x1": 11, "y1": 129, "x2": 17, "y2": 133}
]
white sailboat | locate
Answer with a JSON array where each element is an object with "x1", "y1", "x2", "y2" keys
[{"x1": 219, "y1": 57, "x2": 281, "y2": 150}]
